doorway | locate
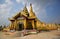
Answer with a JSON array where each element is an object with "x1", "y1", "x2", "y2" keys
[
  {"x1": 26, "y1": 21, "x2": 33, "y2": 30},
  {"x1": 18, "y1": 23, "x2": 24, "y2": 31}
]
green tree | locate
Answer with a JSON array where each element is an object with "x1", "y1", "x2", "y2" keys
[{"x1": 0, "y1": 25, "x2": 3, "y2": 31}]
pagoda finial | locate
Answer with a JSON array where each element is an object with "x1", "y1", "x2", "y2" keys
[
  {"x1": 30, "y1": 3, "x2": 32, "y2": 6},
  {"x1": 25, "y1": 3, "x2": 26, "y2": 7}
]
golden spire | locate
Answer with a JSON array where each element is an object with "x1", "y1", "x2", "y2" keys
[
  {"x1": 23, "y1": 4, "x2": 28, "y2": 13},
  {"x1": 29, "y1": 3, "x2": 36, "y2": 18},
  {"x1": 22, "y1": 4, "x2": 29, "y2": 16},
  {"x1": 30, "y1": 3, "x2": 33, "y2": 12}
]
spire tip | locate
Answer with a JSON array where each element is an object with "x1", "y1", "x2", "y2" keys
[{"x1": 30, "y1": 3, "x2": 32, "y2": 6}]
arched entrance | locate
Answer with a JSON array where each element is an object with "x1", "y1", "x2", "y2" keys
[{"x1": 18, "y1": 22, "x2": 24, "y2": 31}]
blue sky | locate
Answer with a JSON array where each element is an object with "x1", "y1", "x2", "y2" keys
[{"x1": 0, "y1": 0, "x2": 60, "y2": 25}]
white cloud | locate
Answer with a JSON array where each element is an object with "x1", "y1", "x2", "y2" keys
[
  {"x1": 0, "y1": 0, "x2": 13, "y2": 25},
  {"x1": 16, "y1": 0, "x2": 21, "y2": 3},
  {"x1": 16, "y1": 0, "x2": 28, "y2": 5},
  {"x1": 5, "y1": 0, "x2": 13, "y2": 4},
  {"x1": 0, "y1": 0, "x2": 13, "y2": 14}
]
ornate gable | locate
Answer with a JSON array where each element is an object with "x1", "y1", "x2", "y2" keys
[{"x1": 13, "y1": 12, "x2": 27, "y2": 19}]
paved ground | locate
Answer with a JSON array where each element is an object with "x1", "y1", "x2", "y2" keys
[{"x1": 0, "y1": 30, "x2": 60, "y2": 39}]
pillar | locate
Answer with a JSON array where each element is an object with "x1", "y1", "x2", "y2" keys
[
  {"x1": 14, "y1": 20, "x2": 17, "y2": 30},
  {"x1": 32, "y1": 20, "x2": 35, "y2": 29},
  {"x1": 24, "y1": 19, "x2": 26, "y2": 30}
]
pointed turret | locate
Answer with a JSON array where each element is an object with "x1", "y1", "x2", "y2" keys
[
  {"x1": 29, "y1": 3, "x2": 36, "y2": 18},
  {"x1": 22, "y1": 4, "x2": 29, "y2": 17},
  {"x1": 23, "y1": 4, "x2": 28, "y2": 13},
  {"x1": 30, "y1": 4, "x2": 33, "y2": 12}
]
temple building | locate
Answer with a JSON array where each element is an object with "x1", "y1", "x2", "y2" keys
[
  {"x1": 8, "y1": 4, "x2": 45, "y2": 30},
  {"x1": 9, "y1": 4, "x2": 57, "y2": 30}
]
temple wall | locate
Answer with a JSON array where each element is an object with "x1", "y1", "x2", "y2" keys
[{"x1": 36, "y1": 20, "x2": 42, "y2": 28}]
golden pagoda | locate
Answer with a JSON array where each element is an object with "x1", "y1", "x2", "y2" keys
[
  {"x1": 9, "y1": 4, "x2": 42, "y2": 30},
  {"x1": 8, "y1": 4, "x2": 46, "y2": 30}
]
